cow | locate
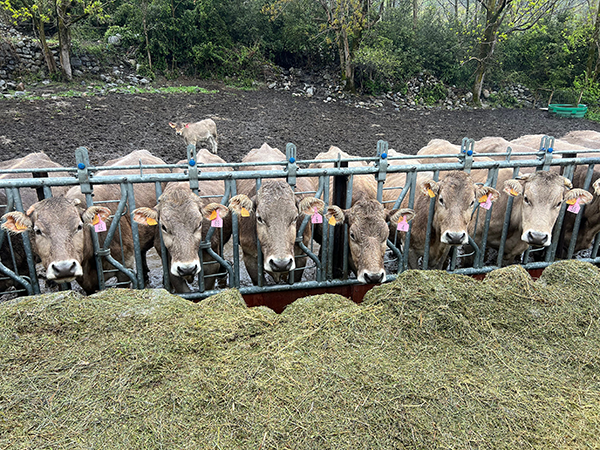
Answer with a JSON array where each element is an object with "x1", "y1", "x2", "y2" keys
[
  {"x1": 132, "y1": 149, "x2": 232, "y2": 293},
  {"x1": 416, "y1": 139, "x2": 461, "y2": 164},
  {"x1": 2, "y1": 150, "x2": 170, "y2": 294},
  {"x1": 510, "y1": 134, "x2": 588, "y2": 153},
  {"x1": 474, "y1": 136, "x2": 540, "y2": 162},
  {"x1": 169, "y1": 119, "x2": 218, "y2": 154},
  {"x1": 0, "y1": 153, "x2": 69, "y2": 293},
  {"x1": 561, "y1": 130, "x2": 600, "y2": 150},
  {"x1": 309, "y1": 146, "x2": 415, "y2": 283},
  {"x1": 469, "y1": 170, "x2": 593, "y2": 265},
  {"x1": 398, "y1": 170, "x2": 500, "y2": 269},
  {"x1": 228, "y1": 143, "x2": 324, "y2": 285}
]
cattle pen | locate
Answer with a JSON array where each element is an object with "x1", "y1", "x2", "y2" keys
[{"x1": 1, "y1": 138, "x2": 600, "y2": 309}]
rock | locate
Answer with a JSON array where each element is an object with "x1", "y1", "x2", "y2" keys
[
  {"x1": 139, "y1": 78, "x2": 150, "y2": 84},
  {"x1": 14, "y1": 91, "x2": 26, "y2": 97},
  {"x1": 73, "y1": 69, "x2": 83, "y2": 77},
  {"x1": 306, "y1": 86, "x2": 314, "y2": 97},
  {"x1": 465, "y1": 92, "x2": 473, "y2": 102},
  {"x1": 483, "y1": 89, "x2": 490, "y2": 98},
  {"x1": 107, "y1": 34, "x2": 122, "y2": 45}
]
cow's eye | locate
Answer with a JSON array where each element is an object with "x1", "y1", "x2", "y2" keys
[
  {"x1": 438, "y1": 197, "x2": 444, "y2": 206},
  {"x1": 76, "y1": 223, "x2": 83, "y2": 232},
  {"x1": 556, "y1": 201, "x2": 562, "y2": 208},
  {"x1": 349, "y1": 231, "x2": 357, "y2": 241},
  {"x1": 470, "y1": 200, "x2": 475, "y2": 207},
  {"x1": 34, "y1": 228, "x2": 42, "y2": 236},
  {"x1": 256, "y1": 215, "x2": 265, "y2": 225},
  {"x1": 524, "y1": 196, "x2": 531, "y2": 206},
  {"x1": 161, "y1": 224, "x2": 169, "y2": 233}
]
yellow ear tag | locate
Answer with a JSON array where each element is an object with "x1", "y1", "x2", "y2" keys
[
  {"x1": 92, "y1": 214, "x2": 100, "y2": 226},
  {"x1": 146, "y1": 217, "x2": 158, "y2": 226},
  {"x1": 566, "y1": 198, "x2": 577, "y2": 205},
  {"x1": 208, "y1": 210, "x2": 218, "y2": 221},
  {"x1": 478, "y1": 194, "x2": 488, "y2": 203},
  {"x1": 15, "y1": 222, "x2": 28, "y2": 231},
  {"x1": 427, "y1": 188, "x2": 435, "y2": 198},
  {"x1": 241, "y1": 207, "x2": 250, "y2": 217},
  {"x1": 509, "y1": 188, "x2": 519, "y2": 197},
  {"x1": 328, "y1": 216, "x2": 337, "y2": 226}
]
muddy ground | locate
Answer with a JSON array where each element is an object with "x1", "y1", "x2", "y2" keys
[{"x1": 2, "y1": 81, "x2": 600, "y2": 165}]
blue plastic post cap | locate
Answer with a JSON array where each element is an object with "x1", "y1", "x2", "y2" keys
[
  {"x1": 381, "y1": 152, "x2": 387, "y2": 159},
  {"x1": 189, "y1": 159, "x2": 196, "y2": 166},
  {"x1": 467, "y1": 150, "x2": 473, "y2": 156},
  {"x1": 548, "y1": 147, "x2": 554, "y2": 153},
  {"x1": 77, "y1": 163, "x2": 85, "y2": 170},
  {"x1": 289, "y1": 157, "x2": 296, "y2": 163}
]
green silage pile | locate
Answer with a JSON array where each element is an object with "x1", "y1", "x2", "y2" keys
[{"x1": 1, "y1": 261, "x2": 599, "y2": 449}]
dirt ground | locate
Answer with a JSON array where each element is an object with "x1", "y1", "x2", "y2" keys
[{"x1": 2, "y1": 81, "x2": 600, "y2": 165}]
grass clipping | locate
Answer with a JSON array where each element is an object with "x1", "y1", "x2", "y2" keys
[{"x1": 0, "y1": 260, "x2": 599, "y2": 449}]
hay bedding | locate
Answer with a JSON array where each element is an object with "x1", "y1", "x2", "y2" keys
[{"x1": 0, "y1": 261, "x2": 599, "y2": 449}]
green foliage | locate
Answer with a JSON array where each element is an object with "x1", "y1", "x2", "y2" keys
[{"x1": 418, "y1": 83, "x2": 448, "y2": 105}]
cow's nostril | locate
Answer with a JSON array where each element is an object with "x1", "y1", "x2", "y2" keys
[
  {"x1": 269, "y1": 257, "x2": 293, "y2": 272},
  {"x1": 445, "y1": 231, "x2": 466, "y2": 245},
  {"x1": 527, "y1": 231, "x2": 548, "y2": 246},
  {"x1": 177, "y1": 264, "x2": 198, "y2": 276}
]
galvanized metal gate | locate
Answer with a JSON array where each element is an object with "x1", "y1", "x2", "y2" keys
[{"x1": 1, "y1": 137, "x2": 599, "y2": 299}]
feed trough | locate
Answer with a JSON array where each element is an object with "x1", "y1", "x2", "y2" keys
[{"x1": 548, "y1": 103, "x2": 588, "y2": 118}]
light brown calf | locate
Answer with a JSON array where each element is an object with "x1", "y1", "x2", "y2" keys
[{"x1": 169, "y1": 119, "x2": 218, "y2": 154}]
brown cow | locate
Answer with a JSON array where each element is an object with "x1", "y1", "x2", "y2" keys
[
  {"x1": 561, "y1": 130, "x2": 600, "y2": 150},
  {"x1": 469, "y1": 170, "x2": 593, "y2": 265},
  {"x1": 229, "y1": 143, "x2": 324, "y2": 285},
  {"x1": 2, "y1": 150, "x2": 170, "y2": 294},
  {"x1": 132, "y1": 149, "x2": 232, "y2": 293},
  {"x1": 401, "y1": 171, "x2": 500, "y2": 269},
  {"x1": 0, "y1": 153, "x2": 69, "y2": 292},
  {"x1": 310, "y1": 146, "x2": 415, "y2": 283}
]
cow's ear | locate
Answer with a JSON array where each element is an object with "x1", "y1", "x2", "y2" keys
[
  {"x1": 325, "y1": 205, "x2": 345, "y2": 226},
  {"x1": 1, "y1": 211, "x2": 32, "y2": 234},
  {"x1": 82, "y1": 206, "x2": 111, "y2": 225},
  {"x1": 229, "y1": 194, "x2": 253, "y2": 217},
  {"x1": 169, "y1": 122, "x2": 177, "y2": 129},
  {"x1": 420, "y1": 180, "x2": 439, "y2": 198},
  {"x1": 388, "y1": 208, "x2": 415, "y2": 224},
  {"x1": 504, "y1": 179, "x2": 523, "y2": 197},
  {"x1": 133, "y1": 207, "x2": 159, "y2": 226},
  {"x1": 476, "y1": 186, "x2": 500, "y2": 203},
  {"x1": 565, "y1": 188, "x2": 594, "y2": 205},
  {"x1": 298, "y1": 197, "x2": 325, "y2": 215},
  {"x1": 202, "y1": 202, "x2": 229, "y2": 219},
  {"x1": 593, "y1": 179, "x2": 600, "y2": 196}
]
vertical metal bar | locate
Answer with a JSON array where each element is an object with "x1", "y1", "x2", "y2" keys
[
  {"x1": 376, "y1": 140, "x2": 388, "y2": 202},
  {"x1": 496, "y1": 167, "x2": 520, "y2": 266},
  {"x1": 400, "y1": 171, "x2": 418, "y2": 272},
  {"x1": 10, "y1": 187, "x2": 40, "y2": 294},
  {"x1": 126, "y1": 182, "x2": 145, "y2": 289},
  {"x1": 154, "y1": 181, "x2": 171, "y2": 292},
  {"x1": 422, "y1": 170, "x2": 439, "y2": 269},
  {"x1": 566, "y1": 164, "x2": 595, "y2": 259}
]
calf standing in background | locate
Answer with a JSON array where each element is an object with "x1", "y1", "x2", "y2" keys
[{"x1": 169, "y1": 119, "x2": 218, "y2": 154}]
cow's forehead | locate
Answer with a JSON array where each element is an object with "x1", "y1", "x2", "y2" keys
[
  {"x1": 524, "y1": 172, "x2": 565, "y2": 197},
  {"x1": 32, "y1": 197, "x2": 81, "y2": 225},
  {"x1": 256, "y1": 181, "x2": 297, "y2": 215},
  {"x1": 439, "y1": 172, "x2": 475, "y2": 198}
]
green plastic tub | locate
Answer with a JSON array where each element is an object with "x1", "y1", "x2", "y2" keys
[{"x1": 548, "y1": 103, "x2": 588, "y2": 118}]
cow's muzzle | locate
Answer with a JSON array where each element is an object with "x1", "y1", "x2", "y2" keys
[
  {"x1": 523, "y1": 230, "x2": 550, "y2": 247},
  {"x1": 441, "y1": 231, "x2": 468, "y2": 245},
  {"x1": 172, "y1": 261, "x2": 201, "y2": 281},
  {"x1": 47, "y1": 259, "x2": 82, "y2": 282},
  {"x1": 358, "y1": 269, "x2": 385, "y2": 284},
  {"x1": 266, "y1": 256, "x2": 295, "y2": 273}
]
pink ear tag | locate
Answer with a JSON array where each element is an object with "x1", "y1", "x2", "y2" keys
[
  {"x1": 94, "y1": 218, "x2": 107, "y2": 232},
  {"x1": 567, "y1": 198, "x2": 581, "y2": 214},
  {"x1": 397, "y1": 217, "x2": 410, "y2": 232},
  {"x1": 311, "y1": 206, "x2": 323, "y2": 224},
  {"x1": 211, "y1": 210, "x2": 223, "y2": 228},
  {"x1": 480, "y1": 196, "x2": 493, "y2": 210}
]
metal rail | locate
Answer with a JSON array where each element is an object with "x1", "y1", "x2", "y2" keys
[{"x1": 0, "y1": 138, "x2": 599, "y2": 299}]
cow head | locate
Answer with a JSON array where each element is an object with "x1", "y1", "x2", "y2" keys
[
  {"x1": 326, "y1": 200, "x2": 415, "y2": 284},
  {"x1": 420, "y1": 171, "x2": 500, "y2": 245},
  {"x1": 133, "y1": 188, "x2": 229, "y2": 281},
  {"x1": 229, "y1": 180, "x2": 324, "y2": 275},
  {"x1": 169, "y1": 122, "x2": 187, "y2": 136},
  {"x1": 505, "y1": 172, "x2": 592, "y2": 247},
  {"x1": 1, "y1": 196, "x2": 111, "y2": 283}
]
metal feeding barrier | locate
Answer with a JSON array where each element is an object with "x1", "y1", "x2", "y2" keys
[{"x1": 1, "y1": 137, "x2": 600, "y2": 300}]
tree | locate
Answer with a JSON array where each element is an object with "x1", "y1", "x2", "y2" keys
[
  {"x1": 470, "y1": 0, "x2": 560, "y2": 105},
  {"x1": 264, "y1": 0, "x2": 381, "y2": 92},
  {"x1": 1, "y1": 0, "x2": 58, "y2": 77}
]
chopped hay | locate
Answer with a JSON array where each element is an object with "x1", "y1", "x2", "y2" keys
[{"x1": 1, "y1": 261, "x2": 599, "y2": 449}]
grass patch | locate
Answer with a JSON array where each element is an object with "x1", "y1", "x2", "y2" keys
[{"x1": 1, "y1": 260, "x2": 599, "y2": 449}]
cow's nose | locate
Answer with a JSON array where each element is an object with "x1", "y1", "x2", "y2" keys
[
  {"x1": 444, "y1": 231, "x2": 467, "y2": 245},
  {"x1": 177, "y1": 263, "x2": 199, "y2": 277},
  {"x1": 269, "y1": 257, "x2": 294, "y2": 272},
  {"x1": 526, "y1": 231, "x2": 549, "y2": 246},
  {"x1": 50, "y1": 261, "x2": 78, "y2": 278},
  {"x1": 363, "y1": 272, "x2": 384, "y2": 284}
]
